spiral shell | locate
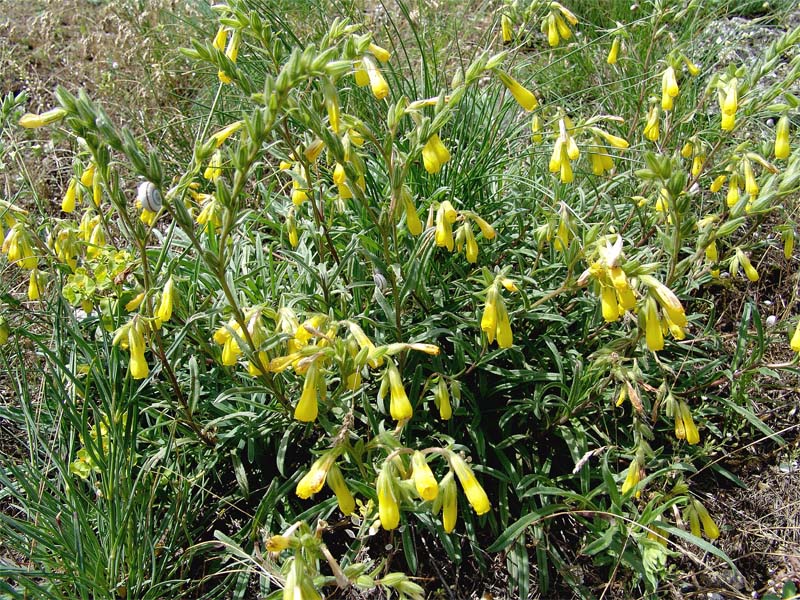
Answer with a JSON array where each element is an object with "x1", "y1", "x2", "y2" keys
[{"x1": 136, "y1": 181, "x2": 162, "y2": 213}]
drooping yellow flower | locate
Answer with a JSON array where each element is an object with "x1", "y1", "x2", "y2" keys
[
  {"x1": 644, "y1": 297, "x2": 664, "y2": 352},
  {"x1": 385, "y1": 359, "x2": 412, "y2": 421},
  {"x1": 643, "y1": 105, "x2": 660, "y2": 142},
  {"x1": 693, "y1": 499, "x2": 719, "y2": 539},
  {"x1": 496, "y1": 70, "x2": 538, "y2": 112},
  {"x1": 450, "y1": 453, "x2": 490, "y2": 515},
  {"x1": 600, "y1": 285, "x2": 620, "y2": 323},
  {"x1": 28, "y1": 269, "x2": 44, "y2": 301},
  {"x1": 710, "y1": 174, "x2": 726, "y2": 193},
  {"x1": 62, "y1": 179, "x2": 77, "y2": 213},
  {"x1": 441, "y1": 472, "x2": 458, "y2": 533},
  {"x1": 212, "y1": 26, "x2": 227, "y2": 51},
  {"x1": 208, "y1": 121, "x2": 244, "y2": 148},
  {"x1": 719, "y1": 78, "x2": 738, "y2": 131},
  {"x1": 377, "y1": 465, "x2": 400, "y2": 530},
  {"x1": 362, "y1": 56, "x2": 389, "y2": 100},
  {"x1": 125, "y1": 291, "x2": 145, "y2": 312},
  {"x1": 678, "y1": 400, "x2": 700, "y2": 445},
  {"x1": 743, "y1": 158, "x2": 758, "y2": 198},
  {"x1": 661, "y1": 66, "x2": 679, "y2": 111},
  {"x1": 296, "y1": 452, "x2": 337, "y2": 499},
  {"x1": 620, "y1": 458, "x2": 642, "y2": 497},
  {"x1": 155, "y1": 277, "x2": 175, "y2": 324},
  {"x1": 422, "y1": 133, "x2": 451, "y2": 174},
  {"x1": 402, "y1": 188, "x2": 422, "y2": 236},
  {"x1": 775, "y1": 115, "x2": 790, "y2": 160},
  {"x1": 2, "y1": 223, "x2": 38, "y2": 270},
  {"x1": 294, "y1": 361, "x2": 320, "y2": 422},
  {"x1": 218, "y1": 30, "x2": 240, "y2": 84},
  {"x1": 327, "y1": 463, "x2": 355, "y2": 516},
  {"x1": 494, "y1": 292, "x2": 513, "y2": 349},
  {"x1": 480, "y1": 286, "x2": 498, "y2": 344},
  {"x1": 128, "y1": 321, "x2": 149, "y2": 380},
  {"x1": 736, "y1": 249, "x2": 759, "y2": 282},
  {"x1": 791, "y1": 320, "x2": 800, "y2": 352},
  {"x1": 369, "y1": 42, "x2": 391, "y2": 63},
  {"x1": 726, "y1": 174, "x2": 740, "y2": 207},
  {"x1": 501, "y1": 14, "x2": 513, "y2": 43},
  {"x1": 18, "y1": 107, "x2": 68, "y2": 128},
  {"x1": 412, "y1": 451, "x2": 439, "y2": 501},
  {"x1": 607, "y1": 37, "x2": 620, "y2": 65},
  {"x1": 434, "y1": 203, "x2": 455, "y2": 251}
]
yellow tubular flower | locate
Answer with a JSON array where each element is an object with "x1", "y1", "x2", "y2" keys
[
  {"x1": 464, "y1": 224, "x2": 478, "y2": 263},
  {"x1": 218, "y1": 30, "x2": 240, "y2": 84},
  {"x1": 737, "y1": 250, "x2": 759, "y2": 282},
  {"x1": 403, "y1": 191, "x2": 423, "y2": 236},
  {"x1": 620, "y1": 459, "x2": 642, "y2": 497},
  {"x1": 554, "y1": 13, "x2": 571, "y2": 40},
  {"x1": 661, "y1": 67, "x2": 679, "y2": 111},
  {"x1": 710, "y1": 174, "x2": 726, "y2": 193},
  {"x1": 481, "y1": 286, "x2": 498, "y2": 344},
  {"x1": 92, "y1": 169, "x2": 102, "y2": 207},
  {"x1": 645, "y1": 297, "x2": 664, "y2": 352},
  {"x1": 296, "y1": 452, "x2": 337, "y2": 499},
  {"x1": 494, "y1": 292, "x2": 513, "y2": 349},
  {"x1": 693, "y1": 499, "x2": 720, "y2": 539},
  {"x1": 790, "y1": 320, "x2": 800, "y2": 352},
  {"x1": 327, "y1": 463, "x2": 355, "y2": 516},
  {"x1": 221, "y1": 335, "x2": 241, "y2": 366},
  {"x1": 722, "y1": 78, "x2": 738, "y2": 116},
  {"x1": 422, "y1": 134, "x2": 451, "y2": 174},
  {"x1": 377, "y1": 466, "x2": 400, "y2": 530},
  {"x1": 532, "y1": 114, "x2": 543, "y2": 143},
  {"x1": 775, "y1": 115, "x2": 790, "y2": 160},
  {"x1": 362, "y1": 57, "x2": 389, "y2": 100},
  {"x1": 412, "y1": 451, "x2": 439, "y2": 501},
  {"x1": 705, "y1": 239, "x2": 718, "y2": 262},
  {"x1": 649, "y1": 280, "x2": 687, "y2": 329},
  {"x1": 726, "y1": 175, "x2": 740, "y2": 207},
  {"x1": 600, "y1": 285, "x2": 620, "y2": 322},
  {"x1": 128, "y1": 323, "x2": 149, "y2": 380},
  {"x1": 643, "y1": 106, "x2": 660, "y2": 142},
  {"x1": 212, "y1": 26, "x2": 227, "y2": 51},
  {"x1": 294, "y1": 362, "x2": 319, "y2": 422},
  {"x1": 434, "y1": 205, "x2": 455, "y2": 251},
  {"x1": 209, "y1": 120, "x2": 244, "y2": 148},
  {"x1": 687, "y1": 503, "x2": 701, "y2": 537},
  {"x1": 369, "y1": 42, "x2": 391, "y2": 63},
  {"x1": 496, "y1": 70, "x2": 538, "y2": 112},
  {"x1": 501, "y1": 14, "x2": 513, "y2": 43},
  {"x1": 552, "y1": 2, "x2": 578, "y2": 25},
  {"x1": 386, "y1": 359, "x2": 413, "y2": 421},
  {"x1": 62, "y1": 179, "x2": 77, "y2": 213},
  {"x1": 607, "y1": 37, "x2": 620, "y2": 65},
  {"x1": 28, "y1": 269, "x2": 43, "y2": 301},
  {"x1": 691, "y1": 155, "x2": 704, "y2": 178},
  {"x1": 609, "y1": 267, "x2": 636, "y2": 311},
  {"x1": 80, "y1": 163, "x2": 95, "y2": 187},
  {"x1": 125, "y1": 292, "x2": 145, "y2": 312},
  {"x1": 679, "y1": 401, "x2": 700, "y2": 445},
  {"x1": 18, "y1": 107, "x2": 68, "y2": 129},
  {"x1": 743, "y1": 159, "x2": 758, "y2": 197},
  {"x1": 546, "y1": 14, "x2": 560, "y2": 46},
  {"x1": 450, "y1": 453, "x2": 491, "y2": 515},
  {"x1": 441, "y1": 472, "x2": 458, "y2": 533},
  {"x1": 155, "y1": 277, "x2": 174, "y2": 323}
]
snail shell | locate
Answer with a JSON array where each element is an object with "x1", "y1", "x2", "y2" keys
[{"x1": 137, "y1": 181, "x2": 162, "y2": 212}]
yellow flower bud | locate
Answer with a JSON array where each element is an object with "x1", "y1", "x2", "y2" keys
[
  {"x1": 620, "y1": 459, "x2": 642, "y2": 497},
  {"x1": 600, "y1": 285, "x2": 620, "y2": 323},
  {"x1": 693, "y1": 499, "x2": 720, "y2": 539},
  {"x1": 436, "y1": 377, "x2": 452, "y2": 420},
  {"x1": 737, "y1": 250, "x2": 759, "y2": 282},
  {"x1": 412, "y1": 451, "x2": 439, "y2": 501},
  {"x1": 28, "y1": 269, "x2": 44, "y2": 301},
  {"x1": 481, "y1": 287, "x2": 498, "y2": 345},
  {"x1": 710, "y1": 174, "x2": 726, "y2": 193},
  {"x1": 450, "y1": 453, "x2": 491, "y2": 515},
  {"x1": 494, "y1": 292, "x2": 513, "y2": 349}
]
